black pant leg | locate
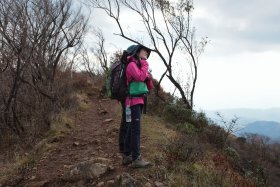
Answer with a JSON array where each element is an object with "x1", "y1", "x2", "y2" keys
[{"x1": 119, "y1": 99, "x2": 127, "y2": 153}]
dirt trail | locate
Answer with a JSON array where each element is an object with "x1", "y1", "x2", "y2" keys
[{"x1": 15, "y1": 95, "x2": 138, "y2": 186}]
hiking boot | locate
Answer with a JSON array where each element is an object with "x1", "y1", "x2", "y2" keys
[
  {"x1": 131, "y1": 157, "x2": 151, "y2": 168},
  {"x1": 122, "y1": 155, "x2": 132, "y2": 165}
]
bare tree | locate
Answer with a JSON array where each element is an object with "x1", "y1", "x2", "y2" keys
[
  {"x1": 92, "y1": 29, "x2": 110, "y2": 72},
  {"x1": 80, "y1": 46, "x2": 98, "y2": 79},
  {"x1": 88, "y1": 0, "x2": 208, "y2": 109},
  {"x1": 216, "y1": 112, "x2": 239, "y2": 144},
  {"x1": 81, "y1": 28, "x2": 110, "y2": 79},
  {"x1": 0, "y1": 0, "x2": 87, "y2": 136}
]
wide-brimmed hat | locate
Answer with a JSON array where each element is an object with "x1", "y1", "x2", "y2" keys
[{"x1": 126, "y1": 44, "x2": 151, "y2": 59}]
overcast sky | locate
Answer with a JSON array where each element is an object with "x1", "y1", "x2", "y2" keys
[
  {"x1": 192, "y1": 0, "x2": 280, "y2": 110},
  {"x1": 87, "y1": 0, "x2": 280, "y2": 110}
]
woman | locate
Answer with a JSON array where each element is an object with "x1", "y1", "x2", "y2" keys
[{"x1": 122, "y1": 44, "x2": 153, "y2": 168}]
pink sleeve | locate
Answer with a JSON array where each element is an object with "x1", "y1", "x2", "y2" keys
[
  {"x1": 126, "y1": 60, "x2": 149, "y2": 82},
  {"x1": 146, "y1": 79, "x2": 154, "y2": 90},
  {"x1": 146, "y1": 72, "x2": 154, "y2": 90}
]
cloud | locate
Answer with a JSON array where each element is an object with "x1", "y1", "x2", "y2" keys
[{"x1": 193, "y1": 0, "x2": 280, "y2": 54}]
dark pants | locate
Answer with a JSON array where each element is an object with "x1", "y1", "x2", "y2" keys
[
  {"x1": 119, "y1": 100, "x2": 127, "y2": 153},
  {"x1": 124, "y1": 104, "x2": 143, "y2": 160}
]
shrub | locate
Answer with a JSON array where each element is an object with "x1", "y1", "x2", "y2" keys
[
  {"x1": 146, "y1": 79, "x2": 172, "y2": 115},
  {"x1": 71, "y1": 72, "x2": 92, "y2": 91},
  {"x1": 243, "y1": 161, "x2": 268, "y2": 186},
  {"x1": 236, "y1": 137, "x2": 247, "y2": 145},
  {"x1": 175, "y1": 122, "x2": 197, "y2": 135},
  {"x1": 224, "y1": 146, "x2": 240, "y2": 161},
  {"x1": 163, "y1": 102, "x2": 210, "y2": 131},
  {"x1": 163, "y1": 103, "x2": 193, "y2": 124},
  {"x1": 201, "y1": 124, "x2": 228, "y2": 149},
  {"x1": 191, "y1": 110, "x2": 210, "y2": 130},
  {"x1": 163, "y1": 134, "x2": 203, "y2": 168}
]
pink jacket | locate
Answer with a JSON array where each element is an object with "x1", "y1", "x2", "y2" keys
[{"x1": 125, "y1": 56, "x2": 154, "y2": 107}]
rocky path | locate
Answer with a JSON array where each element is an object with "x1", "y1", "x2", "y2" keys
[{"x1": 16, "y1": 96, "x2": 140, "y2": 186}]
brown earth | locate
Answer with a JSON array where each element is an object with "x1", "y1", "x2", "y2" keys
[{"x1": 1, "y1": 93, "x2": 176, "y2": 187}]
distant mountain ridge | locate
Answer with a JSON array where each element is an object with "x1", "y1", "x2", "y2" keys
[
  {"x1": 205, "y1": 108, "x2": 280, "y2": 127},
  {"x1": 205, "y1": 108, "x2": 280, "y2": 141},
  {"x1": 235, "y1": 121, "x2": 280, "y2": 140}
]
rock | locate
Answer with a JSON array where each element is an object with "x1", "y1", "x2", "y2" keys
[
  {"x1": 92, "y1": 157, "x2": 112, "y2": 164},
  {"x1": 106, "y1": 180, "x2": 115, "y2": 187},
  {"x1": 108, "y1": 138, "x2": 113, "y2": 143},
  {"x1": 63, "y1": 165, "x2": 72, "y2": 169},
  {"x1": 115, "y1": 173, "x2": 139, "y2": 187},
  {"x1": 25, "y1": 180, "x2": 49, "y2": 187},
  {"x1": 81, "y1": 142, "x2": 88, "y2": 146},
  {"x1": 77, "y1": 180, "x2": 84, "y2": 186},
  {"x1": 112, "y1": 126, "x2": 119, "y2": 132},
  {"x1": 155, "y1": 181, "x2": 164, "y2": 187},
  {"x1": 103, "y1": 119, "x2": 114, "y2": 123},
  {"x1": 63, "y1": 161, "x2": 108, "y2": 181},
  {"x1": 99, "y1": 109, "x2": 108, "y2": 115},
  {"x1": 116, "y1": 175, "x2": 121, "y2": 180},
  {"x1": 97, "y1": 181, "x2": 105, "y2": 187},
  {"x1": 108, "y1": 165, "x2": 114, "y2": 171},
  {"x1": 73, "y1": 142, "x2": 80, "y2": 146},
  {"x1": 93, "y1": 139, "x2": 101, "y2": 145},
  {"x1": 145, "y1": 182, "x2": 152, "y2": 187},
  {"x1": 83, "y1": 157, "x2": 89, "y2": 161}
]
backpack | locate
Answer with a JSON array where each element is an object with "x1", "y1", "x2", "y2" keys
[
  {"x1": 106, "y1": 51, "x2": 130, "y2": 101},
  {"x1": 106, "y1": 49, "x2": 149, "y2": 101}
]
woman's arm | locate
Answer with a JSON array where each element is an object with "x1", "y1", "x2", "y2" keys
[
  {"x1": 126, "y1": 60, "x2": 149, "y2": 82},
  {"x1": 146, "y1": 72, "x2": 154, "y2": 90}
]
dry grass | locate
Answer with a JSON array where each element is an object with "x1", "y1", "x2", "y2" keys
[
  {"x1": 143, "y1": 115, "x2": 177, "y2": 142},
  {"x1": 0, "y1": 92, "x2": 90, "y2": 184},
  {"x1": 136, "y1": 114, "x2": 258, "y2": 187},
  {"x1": 0, "y1": 139, "x2": 52, "y2": 183}
]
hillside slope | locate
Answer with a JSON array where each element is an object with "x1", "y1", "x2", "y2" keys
[
  {"x1": 1, "y1": 93, "x2": 177, "y2": 186},
  {"x1": 1, "y1": 89, "x2": 277, "y2": 186}
]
